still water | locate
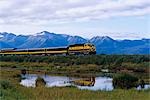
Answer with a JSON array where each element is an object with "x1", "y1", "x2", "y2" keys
[{"x1": 20, "y1": 74, "x2": 150, "y2": 91}]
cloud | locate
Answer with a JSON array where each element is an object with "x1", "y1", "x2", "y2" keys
[{"x1": 0, "y1": 0, "x2": 149, "y2": 25}]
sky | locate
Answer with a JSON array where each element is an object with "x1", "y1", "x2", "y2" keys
[{"x1": 0, "y1": 0, "x2": 150, "y2": 39}]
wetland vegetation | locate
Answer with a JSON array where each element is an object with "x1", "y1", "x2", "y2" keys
[
  {"x1": 1, "y1": 55, "x2": 149, "y2": 75},
  {"x1": 0, "y1": 55, "x2": 150, "y2": 100},
  {"x1": 1, "y1": 70, "x2": 150, "y2": 100}
]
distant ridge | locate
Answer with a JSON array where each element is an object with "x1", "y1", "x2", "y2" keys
[{"x1": 0, "y1": 31, "x2": 150, "y2": 54}]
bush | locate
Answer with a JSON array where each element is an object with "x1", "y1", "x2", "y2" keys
[
  {"x1": 0, "y1": 80, "x2": 13, "y2": 89},
  {"x1": 35, "y1": 77, "x2": 46, "y2": 87},
  {"x1": 113, "y1": 74, "x2": 138, "y2": 89}
]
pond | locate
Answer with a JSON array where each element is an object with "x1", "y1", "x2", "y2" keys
[{"x1": 20, "y1": 74, "x2": 150, "y2": 91}]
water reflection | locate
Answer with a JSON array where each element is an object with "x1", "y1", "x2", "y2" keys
[
  {"x1": 71, "y1": 77, "x2": 95, "y2": 87},
  {"x1": 137, "y1": 84, "x2": 150, "y2": 90},
  {"x1": 20, "y1": 74, "x2": 150, "y2": 91},
  {"x1": 76, "y1": 77, "x2": 113, "y2": 91},
  {"x1": 21, "y1": 74, "x2": 72, "y2": 87}
]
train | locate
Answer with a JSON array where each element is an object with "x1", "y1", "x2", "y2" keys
[{"x1": 0, "y1": 43, "x2": 96, "y2": 55}]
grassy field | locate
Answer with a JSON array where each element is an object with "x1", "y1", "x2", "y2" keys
[
  {"x1": 1, "y1": 84, "x2": 150, "y2": 100},
  {"x1": 0, "y1": 69, "x2": 150, "y2": 100},
  {"x1": 0, "y1": 55, "x2": 150, "y2": 100}
]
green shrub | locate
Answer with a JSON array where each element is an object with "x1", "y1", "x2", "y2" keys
[
  {"x1": 113, "y1": 74, "x2": 138, "y2": 89},
  {"x1": 35, "y1": 77, "x2": 46, "y2": 87},
  {"x1": 0, "y1": 80, "x2": 12, "y2": 89}
]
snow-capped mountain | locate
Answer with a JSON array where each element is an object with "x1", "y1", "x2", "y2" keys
[{"x1": 0, "y1": 31, "x2": 149, "y2": 54}]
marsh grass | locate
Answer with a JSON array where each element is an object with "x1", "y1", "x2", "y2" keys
[
  {"x1": 1, "y1": 84, "x2": 150, "y2": 100},
  {"x1": 0, "y1": 70, "x2": 150, "y2": 100},
  {"x1": 0, "y1": 80, "x2": 28, "y2": 100},
  {"x1": 1, "y1": 54, "x2": 149, "y2": 74},
  {"x1": 0, "y1": 55, "x2": 150, "y2": 100},
  {"x1": 0, "y1": 61, "x2": 101, "y2": 77}
]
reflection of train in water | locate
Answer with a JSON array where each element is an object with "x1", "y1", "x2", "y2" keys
[
  {"x1": 72, "y1": 77, "x2": 95, "y2": 86},
  {"x1": 0, "y1": 43, "x2": 96, "y2": 55}
]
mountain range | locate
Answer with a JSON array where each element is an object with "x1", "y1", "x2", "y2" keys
[{"x1": 0, "y1": 31, "x2": 149, "y2": 54}]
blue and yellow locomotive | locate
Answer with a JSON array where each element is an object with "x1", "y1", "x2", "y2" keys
[{"x1": 0, "y1": 43, "x2": 96, "y2": 55}]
